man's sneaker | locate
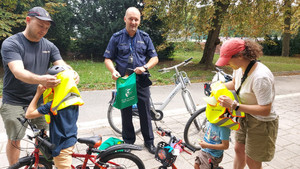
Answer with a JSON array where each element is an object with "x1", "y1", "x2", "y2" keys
[{"x1": 144, "y1": 143, "x2": 156, "y2": 154}]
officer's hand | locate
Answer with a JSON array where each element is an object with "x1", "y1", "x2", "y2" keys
[
  {"x1": 40, "y1": 75, "x2": 61, "y2": 88},
  {"x1": 134, "y1": 67, "x2": 145, "y2": 75},
  {"x1": 112, "y1": 70, "x2": 121, "y2": 80}
]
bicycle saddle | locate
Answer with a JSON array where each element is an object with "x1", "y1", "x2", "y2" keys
[{"x1": 78, "y1": 135, "x2": 102, "y2": 148}]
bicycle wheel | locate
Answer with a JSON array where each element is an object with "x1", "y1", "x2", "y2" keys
[
  {"x1": 8, "y1": 156, "x2": 53, "y2": 169},
  {"x1": 107, "y1": 104, "x2": 141, "y2": 135},
  {"x1": 184, "y1": 107, "x2": 207, "y2": 150},
  {"x1": 96, "y1": 152, "x2": 145, "y2": 169}
]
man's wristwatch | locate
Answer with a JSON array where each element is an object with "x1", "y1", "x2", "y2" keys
[{"x1": 143, "y1": 65, "x2": 148, "y2": 71}]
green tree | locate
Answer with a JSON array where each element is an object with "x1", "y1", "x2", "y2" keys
[
  {"x1": 143, "y1": 0, "x2": 300, "y2": 67},
  {"x1": 0, "y1": 0, "x2": 30, "y2": 40},
  {"x1": 140, "y1": 5, "x2": 175, "y2": 60},
  {"x1": 0, "y1": 0, "x2": 65, "y2": 40},
  {"x1": 198, "y1": 0, "x2": 230, "y2": 68},
  {"x1": 46, "y1": 1, "x2": 75, "y2": 55},
  {"x1": 70, "y1": 0, "x2": 139, "y2": 61}
]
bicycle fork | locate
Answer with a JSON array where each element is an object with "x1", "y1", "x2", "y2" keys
[{"x1": 181, "y1": 89, "x2": 197, "y2": 115}]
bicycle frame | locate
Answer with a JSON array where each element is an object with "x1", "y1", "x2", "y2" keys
[
  {"x1": 71, "y1": 152, "x2": 102, "y2": 168},
  {"x1": 12, "y1": 117, "x2": 144, "y2": 169},
  {"x1": 152, "y1": 58, "x2": 197, "y2": 116},
  {"x1": 155, "y1": 127, "x2": 195, "y2": 169}
]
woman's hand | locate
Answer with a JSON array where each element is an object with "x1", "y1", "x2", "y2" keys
[{"x1": 218, "y1": 95, "x2": 234, "y2": 109}]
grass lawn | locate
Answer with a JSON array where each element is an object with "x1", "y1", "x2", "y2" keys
[
  {"x1": 70, "y1": 50, "x2": 300, "y2": 91},
  {"x1": 1, "y1": 50, "x2": 300, "y2": 96}
]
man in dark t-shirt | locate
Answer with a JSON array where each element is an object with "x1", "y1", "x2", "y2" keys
[
  {"x1": 0, "y1": 7, "x2": 79, "y2": 166},
  {"x1": 25, "y1": 65, "x2": 83, "y2": 168}
]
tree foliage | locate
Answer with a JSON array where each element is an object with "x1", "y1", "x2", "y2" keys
[
  {"x1": 143, "y1": 0, "x2": 300, "y2": 66},
  {"x1": 0, "y1": 0, "x2": 65, "y2": 40},
  {"x1": 70, "y1": 0, "x2": 140, "y2": 61},
  {"x1": 0, "y1": 0, "x2": 31, "y2": 40}
]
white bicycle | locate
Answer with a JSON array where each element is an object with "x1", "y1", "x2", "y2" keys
[{"x1": 107, "y1": 58, "x2": 201, "y2": 135}]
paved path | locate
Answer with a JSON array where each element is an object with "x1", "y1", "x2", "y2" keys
[{"x1": 0, "y1": 75, "x2": 300, "y2": 168}]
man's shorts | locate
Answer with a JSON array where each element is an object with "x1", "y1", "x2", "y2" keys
[
  {"x1": 235, "y1": 114, "x2": 279, "y2": 162},
  {"x1": 195, "y1": 150, "x2": 223, "y2": 169},
  {"x1": 0, "y1": 103, "x2": 49, "y2": 140}
]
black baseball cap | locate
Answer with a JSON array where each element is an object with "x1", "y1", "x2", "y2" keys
[{"x1": 27, "y1": 7, "x2": 55, "y2": 26}]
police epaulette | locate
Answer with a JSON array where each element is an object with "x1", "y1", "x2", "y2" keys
[
  {"x1": 113, "y1": 30, "x2": 122, "y2": 37},
  {"x1": 139, "y1": 30, "x2": 149, "y2": 36}
]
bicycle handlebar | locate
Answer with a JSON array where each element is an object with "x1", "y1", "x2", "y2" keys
[
  {"x1": 158, "y1": 57, "x2": 193, "y2": 73},
  {"x1": 37, "y1": 136, "x2": 56, "y2": 150},
  {"x1": 17, "y1": 116, "x2": 56, "y2": 150},
  {"x1": 156, "y1": 127, "x2": 196, "y2": 153}
]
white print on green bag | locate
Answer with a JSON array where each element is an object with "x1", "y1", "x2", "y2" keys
[
  {"x1": 125, "y1": 88, "x2": 133, "y2": 97},
  {"x1": 122, "y1": 88, "x2": 136, "y2": 103}
]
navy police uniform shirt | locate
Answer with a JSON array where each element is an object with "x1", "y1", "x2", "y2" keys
[{"x1": 104, "y1": 28, "x2": 157, "y2": 76}]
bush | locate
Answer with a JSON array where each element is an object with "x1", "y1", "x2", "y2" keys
[
  {"x1": 261, "y1": 35, "x2": 282, "y2": 56},
  {"x1": 157, "y1": 42, "x2": 176, "y2": 60}
]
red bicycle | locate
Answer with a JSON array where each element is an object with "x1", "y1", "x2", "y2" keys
[
  {"x1": 8, "y1": 116, "x2": 145, "y2": 169},
  {"x1": 155, "y1": 127, "x2": 196, "y2": 169}
]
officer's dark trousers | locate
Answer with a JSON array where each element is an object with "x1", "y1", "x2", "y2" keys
[{"x1": 121, "y1": 85, "x2": 154, "y2": 145}]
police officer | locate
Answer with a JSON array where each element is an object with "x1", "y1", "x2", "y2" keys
[{"x1": 104, "y1": 7, "x2": 159, "y2": 154}]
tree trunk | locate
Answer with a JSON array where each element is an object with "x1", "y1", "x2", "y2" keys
[
  {"x1": 282, "y1": 0, "x2": 292, "y2": 57},
  {"x1": 199, "y1": 0, "x2": 230, "y2": 68}
]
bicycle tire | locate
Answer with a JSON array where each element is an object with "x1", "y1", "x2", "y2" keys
[
  {"x1": 184, "y1": 107, "x2": 208, "y2": 150},
  {"x1": 8, "y1": 156, "x2": 53, "y2": 169},
  {"x1": 107, "y1": 104, "x2": 141, "y2": 135},
  {"x1": 96, "y1": 152, "x2": 145, "y2": 169}
]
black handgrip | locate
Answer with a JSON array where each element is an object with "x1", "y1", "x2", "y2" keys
[
  {"x1": 184, "y1": 57, "x2": 193, "y2": 63},
  {"x1": 17, "y1": 117, "x2": 27, "y2": 125},
  {"x1": 215, "y1": 67, "x2": 222, "y2": 72},
  {"x1": 183, "y1": 142, "x2": 197, "y2": 153},
  {"x1": 127, "y1": 68, "x2": 149, "y2": 75},
  {"x1": 157, "y1": 127, "x2": 171, "y2": 136},
  {"x1": 37, "y1": 136, "x2": 56, "y2": 150},
  {"x1": 157, "y1": 127, "x2": 164, "y2": 132}
]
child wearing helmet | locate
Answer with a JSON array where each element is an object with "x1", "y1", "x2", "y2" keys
[
  {"x1": 194, "y1": 82, "x2": 236, "y2": 169},
  {"x1": 194, "y1": 121, "x2": 230, "y2": 169},
  {"x1": 25, "y1": 65, "x2": 84, "y2": 169}
]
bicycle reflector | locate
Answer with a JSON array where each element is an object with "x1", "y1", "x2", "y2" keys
[{"x1": 204, "y1": 81, "x2": 245, "y2": 131}]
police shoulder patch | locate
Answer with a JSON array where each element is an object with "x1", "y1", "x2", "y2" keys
[
  {"x1": 113, "y1": 30, "x2": 123, "y2": 37},
  {"x1": 139, "y1": 30, "x2": 149, "y2": 37}
]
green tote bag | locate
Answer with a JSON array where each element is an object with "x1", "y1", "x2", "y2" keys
[{"x1": 113, "y1": 73, "x2": 138, "y2": 109}]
